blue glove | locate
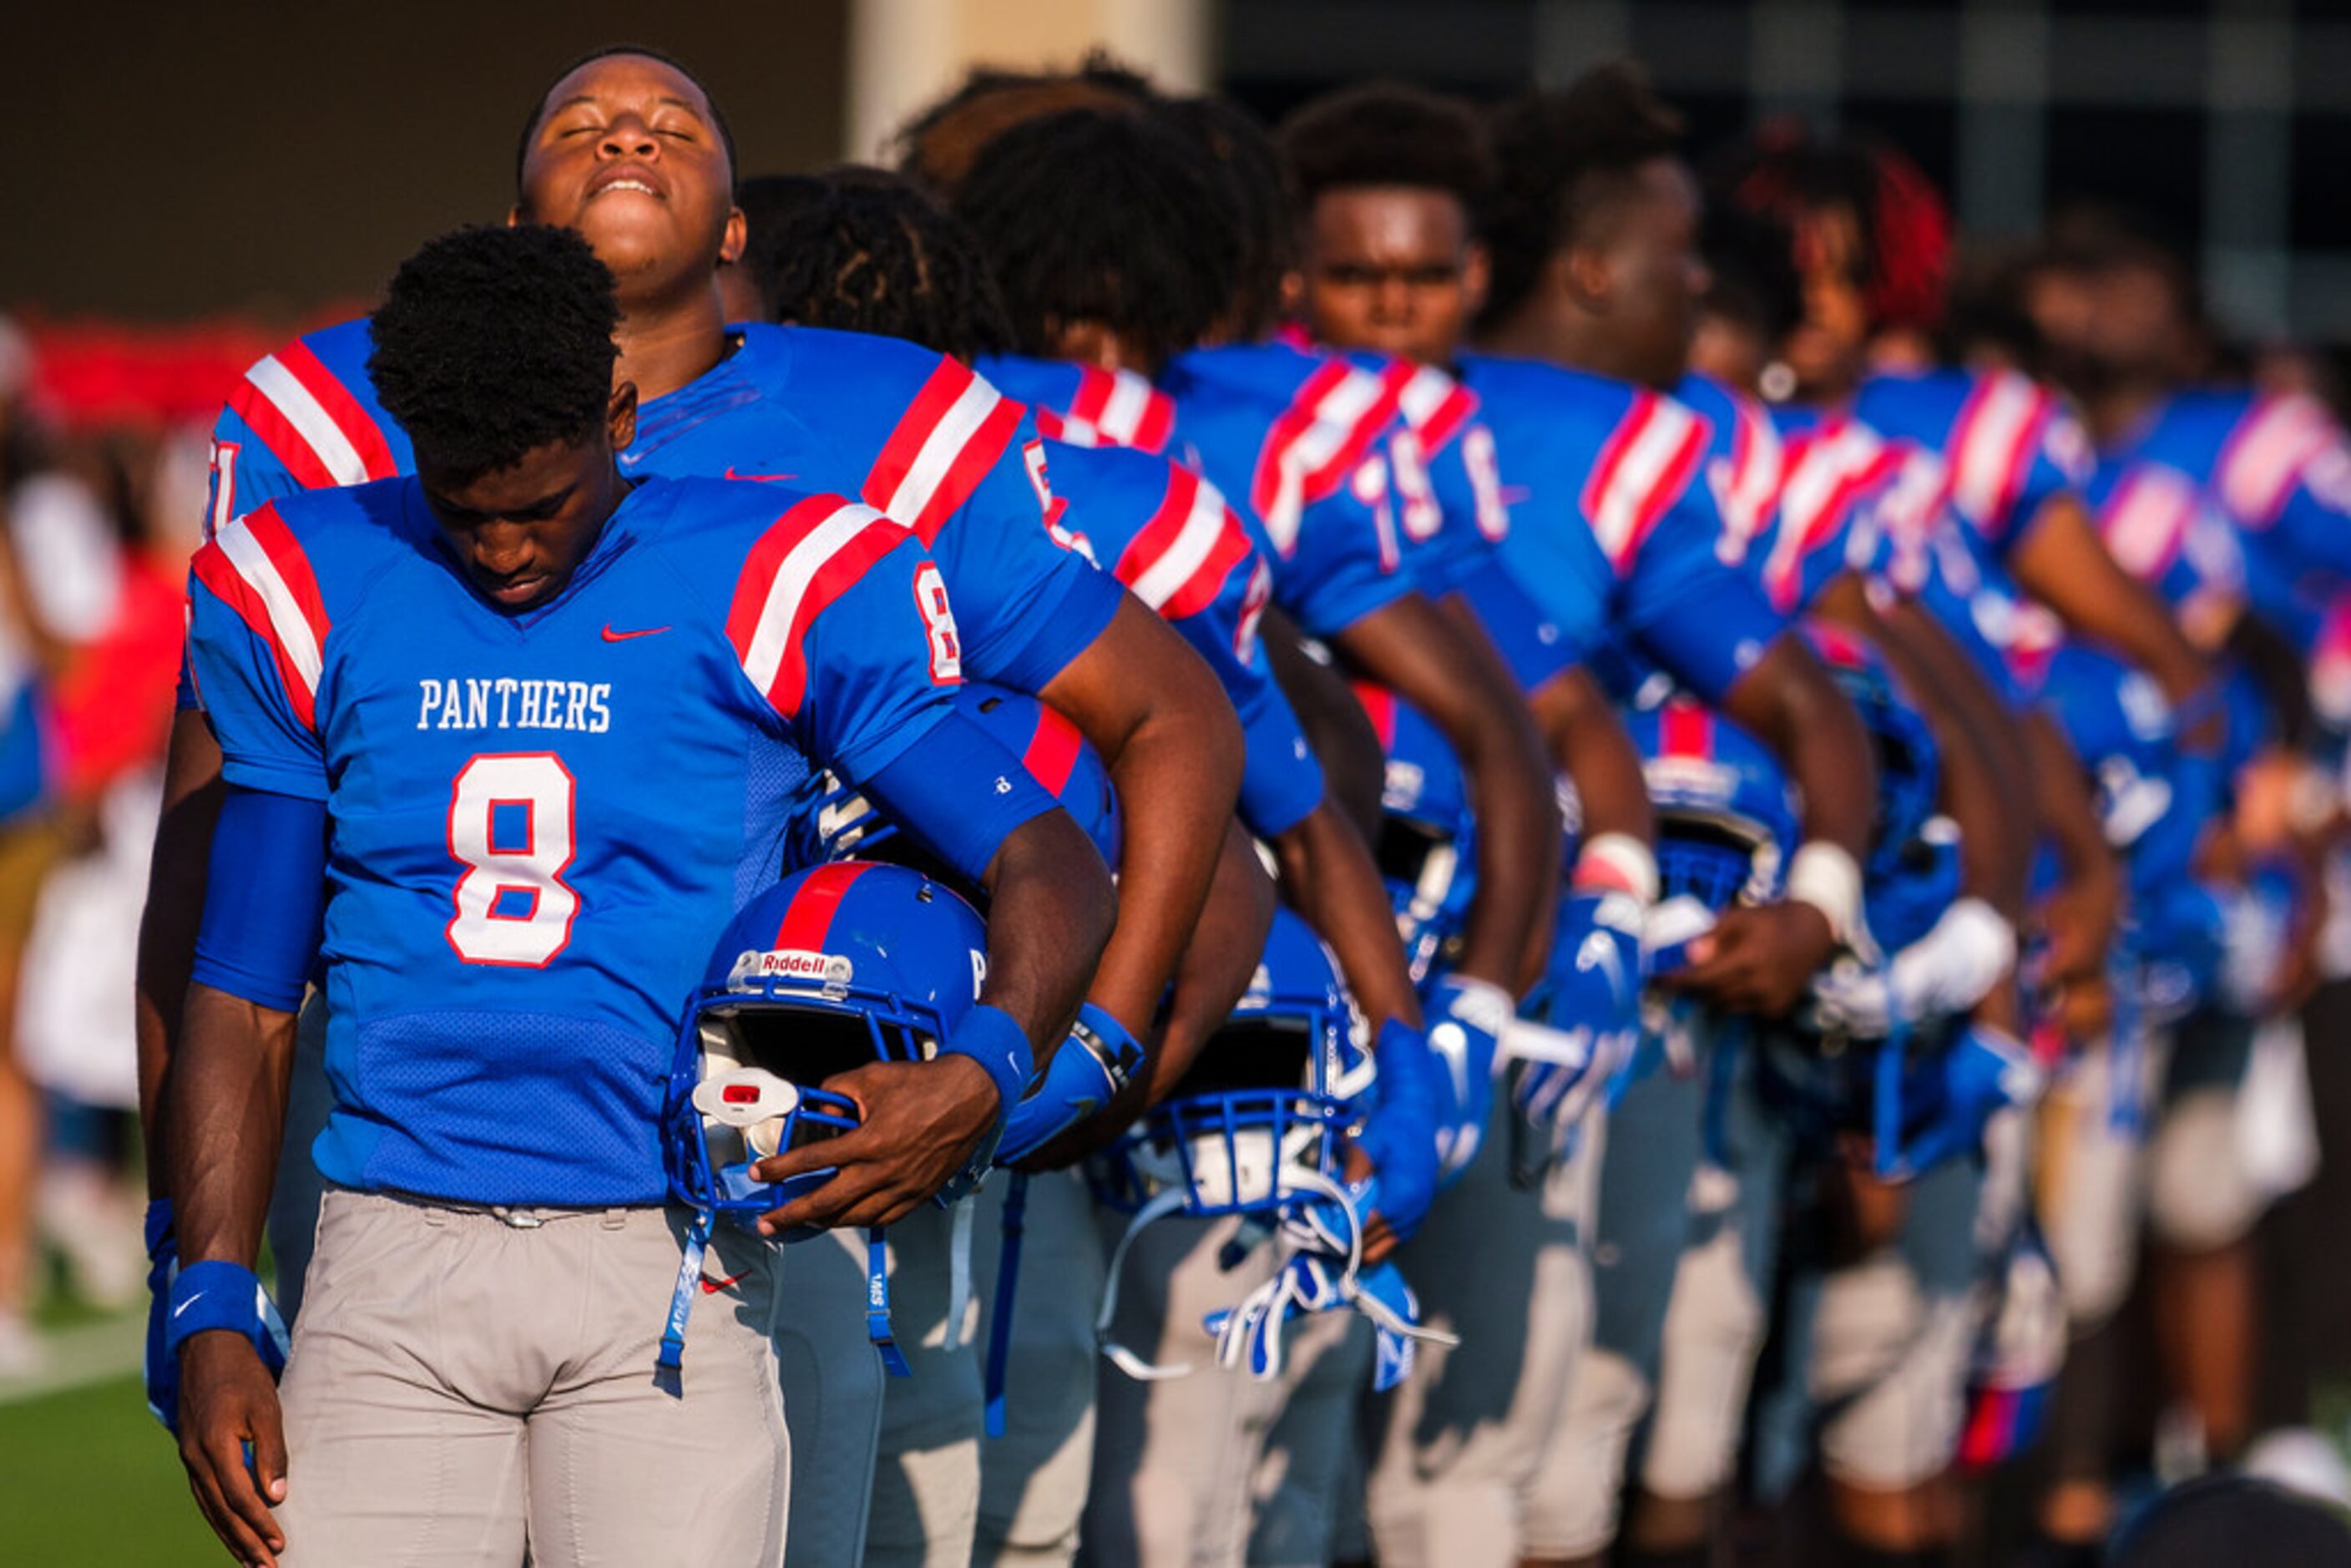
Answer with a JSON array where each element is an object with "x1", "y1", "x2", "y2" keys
[
  {"x1": 1355, "y1": 1019, "x2": 1441, "y2": 1242},
  {"x1": 1878, "y1": 1023, "x2": 2045, "y2": 1180},
  {"x1": 143, "y1": 1199, "x2": 179, "y2": 1434},
  {"x1": 1512, "y1": 891, "x2": 1643, "y2": 1131},
  {"x1": 1422, "y1": 975, "x2": 1513, "y2": 1181},
  {"x1": 998, "y1": 1004, "x2": 1145, "y2": 1165}
]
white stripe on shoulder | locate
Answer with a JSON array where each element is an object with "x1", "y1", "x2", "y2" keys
[
  {"x1": 1128, "y1": 478, "x2": 1230, "y2": 611},
  {"x1": 1591, "y1": 399, "x2": 1698, "y2": 561},
  {"x1": 1096, "y1": 372, "x2": 1153, "y2": 444},
  {"x1": 739, "y1": 502, "x2": 891, "y2": 695},
  {"x1": 880, "y1": 378, "x2": 1004, "y2": 524},
  {"x1": 245, "y1": 355, "x2": 370, "y2": 487},
  {"x1": 1284, "y1": 368, "x2": 1387, "y2": 476},
  {"x1": 1949, "y1": 375, "x2": 2035, "y2": 523},
  {"x1": 215, "y1": 518, "x2": 324, "y2": 696}
]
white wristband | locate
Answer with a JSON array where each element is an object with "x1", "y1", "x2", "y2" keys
[
  {"x1": 1889, "y1": 897, "x2": 2015, "y2": 1020},
  {"x1": 1573, "y1": 832, "x2": 1659, "y2": 906},
  {"x1": 1787, "y1": 842, "x2": 1868, "y2": 953}
]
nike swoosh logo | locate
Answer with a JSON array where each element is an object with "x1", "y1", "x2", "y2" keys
[
  {"x1": 601, "y1": 625, "x2": 671, "y2": 642},
  {"x1": 172, "y1": 1294, "x2": 203, "y2": 1319},
  {"x1": 1426, "y1": 1022, "x2": 1474, "y2": 1110},
  {"x1": 1575, "y1": 932, "x2": 1628, "y2": 999},
  {"x1": 724, "y1": 467, "x2": 796, "y2": 482}
]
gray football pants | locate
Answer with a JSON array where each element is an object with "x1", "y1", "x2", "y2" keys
[
  {"x1": 1364, "y1": 1098, "x2": 1605, "y2": 1568},
  {"x1": 274, "y1": 1189, "x2": 790, "y2": 1566}
]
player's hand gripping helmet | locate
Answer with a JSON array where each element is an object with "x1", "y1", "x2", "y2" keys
[
  {"x1": 786, "y1": 682, "x2": 1122, "y2": 881},
  {"x1": 659, "y1": 860, "x2": 991, "y2": 1376},
  {"x1": 1352, "y1": 681, "x2": 1478, "y2": 987},
  {"x1": 664, "y1": 861, "x2": 991, "y2": 1231}
]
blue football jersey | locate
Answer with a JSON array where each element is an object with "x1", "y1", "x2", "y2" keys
[
  {"x1": 623, "y1": 324, "x2": 1124, "y2": 695},
  {"x1": 2099, "y1": 389, "x2": 2351, "y2": 650},
  {"x1": 203, "y1": 318, "x2": 413, "y2": 540},
  {"x1": 976, "y1": 356, "x2": 1176, "y2": 455},
  {"x1": 1039, "y1": 438, "x2": 1324, "y2": 837},
  {"x1": 1460, "y1": 353, "x2": 1786, "y2": 705},
  {"x1": 185, "y1": 476, "x2": 963, "y2": 1206},
  {"x1": 1853, "y1": 367, "x2": 2091, "y2": 561},
  {"x1": 2081, "y1": 450, "x2": 2248, "y2": 641},
  {"x1": 1159, "y1": 341, "x2": 1413, "y2": 641}
]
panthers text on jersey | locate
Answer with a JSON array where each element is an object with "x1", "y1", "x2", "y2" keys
[{"x1": 185, "y1": 474, "x2": 965, "y2": 1206}]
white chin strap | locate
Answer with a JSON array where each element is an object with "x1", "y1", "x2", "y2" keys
[{"x1": 1095, "y1": 1164, "x2": 1363, "y2": 1383}]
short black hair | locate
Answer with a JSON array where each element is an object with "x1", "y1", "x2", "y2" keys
[
  {"x1": 514, "y1": 43, "x2": 738, "y2": 194},
  {"x1": 731, "y1": 172, "x2": 832, "y2": 319},
  {"x1": 1483, "y1": 62, "x2": 1683, "y2": 325},
  {"x1": 1277, "y1": 82, "x2": 1494, "y2": 225},
  {"x1": 761, "y1": 169, "x2": 1014, "y2": 365},
  {"x1": 952, "y1": 107, "x2": 1235, "y2": 373},
  {"x1": 892, "y1": 53, "x2": 1157, "y2": 199},
  {"x1": 369, "y1": 225, "x2": 620, "y2": 481},
  {"x1": 1699, "y1": 198, "x2": 1803, "y2": 348},
  {"x1": 1151, "y1": 94, "x2": 1294, "y2": 341}
]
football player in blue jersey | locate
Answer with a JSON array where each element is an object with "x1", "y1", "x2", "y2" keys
[
  {"x1": 1462, "y1": 71, "x2": 2015, "y2": 1568},
  {"x1": 166, "y1": 225, "x2": 1115, "y2": 1568},
  {"x1": 502, "y1": 49, "x2": 1247, "y2": 1567},
  {"x1": 510, "y1": 44, "x2": 1239, "y2": 1092},
  {"x1": 837, "y1": 128, "x2": 1454, "y2": 1565}
]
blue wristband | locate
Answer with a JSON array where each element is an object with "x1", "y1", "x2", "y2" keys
[
  {"x1": 144, "y1": 1197, "x2": 174, "y2": 1260},
  {"x1": 164, "y1": 1260, "x2": 270, "y2": 1360},
  {"x1": 940, "y1": 1003, "x2": 1034, "y2": 1120}
]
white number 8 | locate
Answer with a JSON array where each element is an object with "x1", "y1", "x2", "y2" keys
[
  {"x1": 913, "y1": 564, "x2": 963, "y2": 682},
  {"x1": 446, "y1": 753, "x2": 579, "y2": 967}
]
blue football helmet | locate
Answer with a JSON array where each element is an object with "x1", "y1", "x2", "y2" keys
[
  {"x1": 786, "y1": 681, "x2": 1122, "y2": 885},
  {"x1": 1094, "y1": 906, "x2": 1376, "y2": 1221},
  {"x1": 1353, "y1": 680, "x2": 1477, "y2": 986},
  {"x1": 1624, "y1": 696, "x2": 1799, "y2": 919},
  {"x1": 662, "y1": 861, "x2": 989, "y2": 1234},
  {"x1": 1090, "y1": 907, "x2": 1385, "y2": 1381}
]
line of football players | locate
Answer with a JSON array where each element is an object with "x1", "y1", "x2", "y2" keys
[{"x1": 139, "y1": 44, "x2": 2351, "y2": 1568}]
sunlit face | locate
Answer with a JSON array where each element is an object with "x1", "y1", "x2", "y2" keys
[
  {"x1": 1300, "y1": 186, "x2": 1487, "y2": 367},
  {"x1": 513, "y1": 53, "x2": 742, "y2": 303},
  {"x1": 1580, "y1": 159, "x2": 1711, "y2": 391},
  {"x1": 417, "y1": 388, "x2": 637, "y2": 612}
]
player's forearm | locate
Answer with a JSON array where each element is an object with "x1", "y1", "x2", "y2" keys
[
  {"x1": 1722, "y1": 633, "x2": 1875, "y2": 863},
  {"x1": 1534, "y1": 667, "x2": 1652, "y2": 847},
  {"x1": 134, "y1": 711, "x2": 228, "y2": 1196},
  {"x1": 1260, "y1": 608, "x2": 1385, "y2": 840},
  {"x1": 1832, "y1": 594, "x2": 2029, "y2": 916},
  {"x1": 1043, "y1": 600, "x2": 1242, "y2": 1039},
  {"x1": 1111, "y1": 822, "x2": 1274, "y2": 1130},
  {"x1": 977, "y1": 809, "x2": 1120, "y2": 1063},
  {"x1": 1339, "y1": 598, "x2": 1559, "y2": 992},
  {"x1": 2025, "y1": 710, "x2": 2121, "y2": 896},
  {"x1": 164, "y1": 984, "x2": 297, "y2": 1268},
  {"x1": 1273, "y1": 799, "x2": 1424, "y2": 1029},
  {"x1": 2017, "y1": 493, "x2": 2213, "y2": 712}
]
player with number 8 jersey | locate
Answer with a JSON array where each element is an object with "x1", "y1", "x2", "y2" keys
[{"x1": 186, "y1": 471, "x2": 973, "y2": 1202}]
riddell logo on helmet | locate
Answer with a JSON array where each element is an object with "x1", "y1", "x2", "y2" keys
[{"x1": 727, "y1": 948, "x2": 854, "y2": 994}]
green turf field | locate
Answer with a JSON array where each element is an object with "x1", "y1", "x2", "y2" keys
[{"x1": 0, "y1": 1372, "x2": 222, "y2": 1564}]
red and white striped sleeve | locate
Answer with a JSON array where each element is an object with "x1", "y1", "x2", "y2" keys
[
  {"x1": 1112, "y1": 466, "x2": 1256, "y2": 624},
  {"x1": 726, "y1": 495, "x2": 923, "y2": 720},
  {"x1": 1580, "y1": 389, "x2": 1710, "y2": 575},
  {"x1": 188, "y1": 503, "x2": 333, "y2": 734},
  {"x1": 2217, "y1": 393, "x2": 2347, "y2": 529},
  {"x1": 225, "y1": 339, "x2": 402, "y2": 495},
  {"x1": 859, "y1": 358, "x2": 1028, "y2": 544}
]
